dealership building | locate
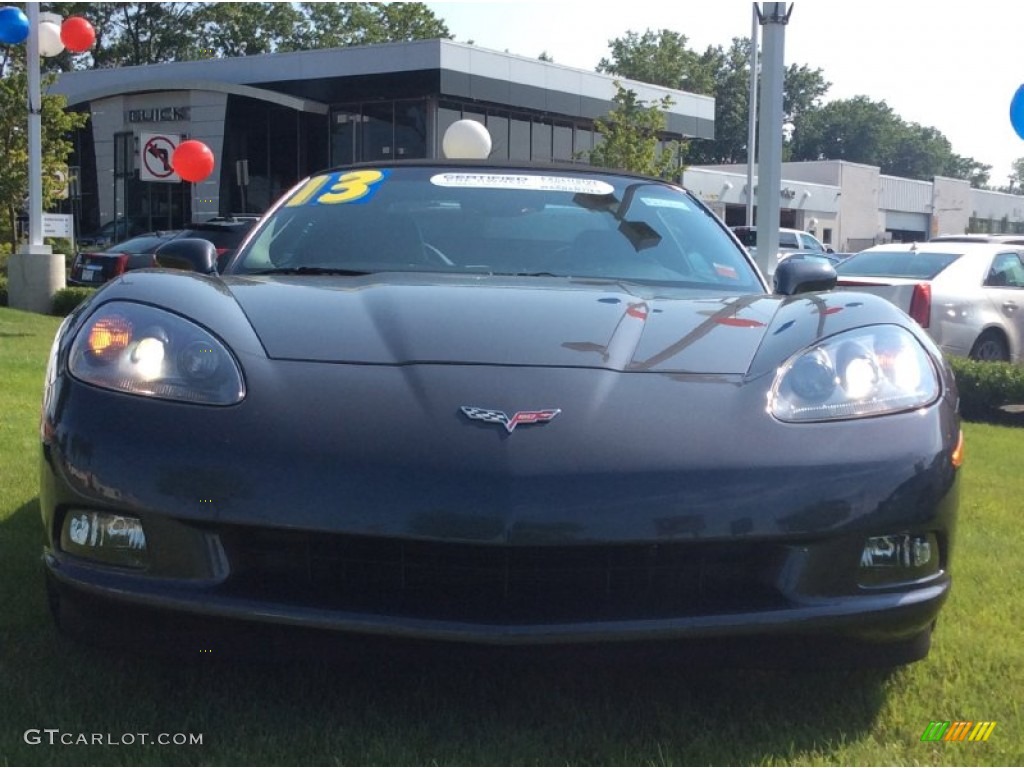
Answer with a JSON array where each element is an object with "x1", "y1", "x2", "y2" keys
[
  {"x1": 52, "y1": 39, "x2": 711, "y2": 235},
  {"x1": 53, "y1": 39, "x2": 1024, "y2": 250}
]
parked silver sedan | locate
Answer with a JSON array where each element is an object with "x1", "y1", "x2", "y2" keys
[
  {"x1": 835, "y1": 242, "x2": 1024, "y2": 362},
  {"x1": 929, "y1": 233, "x2": 1024, "y2": 246}
]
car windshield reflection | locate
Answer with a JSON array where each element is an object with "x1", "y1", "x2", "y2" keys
[{"x1": 233, "y1": 166, "x2": 761, "y2": 293}]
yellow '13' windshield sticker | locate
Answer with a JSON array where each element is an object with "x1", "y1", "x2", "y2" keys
[{"x1": 285, "y1": 169, "x2": 389, "y2": 207}]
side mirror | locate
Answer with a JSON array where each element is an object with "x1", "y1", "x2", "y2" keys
[
  {"x1": 774, "y1": 255, "x2": 837, "y2": 295},
  {"x1": 155, "y1": 238, "x2": 218, "y2": 274}
]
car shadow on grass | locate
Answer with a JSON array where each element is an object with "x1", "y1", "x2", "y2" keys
[{"x1": 3, "y1": 497, "x2": 898, "y2": 766}]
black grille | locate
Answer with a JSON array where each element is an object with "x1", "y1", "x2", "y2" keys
[{"x1": 218, "y1": 528, "x2": 788, "y2": 624}]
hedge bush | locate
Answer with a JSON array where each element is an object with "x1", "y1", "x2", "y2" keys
[
  {"x1": 0, "y1": 274, "x2": 7, "y2": 307},
  {"x1": 947, "y1": 355, "x2": 1024, "y2": 422},
  {"x1": 0, "y1": 245, "x2": 9, "y2": 294},
  {"x1": 51, "y1": 286, "x2": 96, "y2": 317}
]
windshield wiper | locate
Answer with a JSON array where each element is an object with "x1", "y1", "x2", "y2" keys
[{"x1": 249, "y1": 266, "x2": 372, "y2": 276}]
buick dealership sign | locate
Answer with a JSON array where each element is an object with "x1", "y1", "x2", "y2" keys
[{"x1": 126, "y1": 107, "x2": 190, "y2": 123}]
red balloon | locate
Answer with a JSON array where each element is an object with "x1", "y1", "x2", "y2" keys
[
  {"x1": 172, "y1": 140, "x2": 215, "y2": 183},
  {"x1": 61, "y1": 16, "x2": 95, "y2": 53}
]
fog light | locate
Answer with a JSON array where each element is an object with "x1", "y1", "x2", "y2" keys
[
  {"x1": 859, "y1": 533, "x2": 938, "y2": 585},
  {"x1": 61, "y1": 511, "x2": 147, "y2": 568}
]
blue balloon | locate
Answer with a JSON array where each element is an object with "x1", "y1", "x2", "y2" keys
[
  {"x1": 1012, "y1": 84, "x2": 1024, "y2": 141},
  {"x1": 0, "y1": 6, "x2": 29, "y2": 45}
]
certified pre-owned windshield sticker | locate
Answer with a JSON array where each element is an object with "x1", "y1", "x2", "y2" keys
[
  {"x1": 286, "y1": 169, "x2": 389, "y2": 207},
  {"x1": 430, "y1": 173, "x2": 615, "y2": 195}
]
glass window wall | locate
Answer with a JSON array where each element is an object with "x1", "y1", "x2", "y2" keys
[
  {"x1": 509, "y1": 116, "x2": 531, "y2": 160},
  {"x1": 331, "y1": 100, "x2": 429, "y2": 165},
  {"x1": 553, "y1": 122, "x2": 573, "y2": 162},
  {"x1": 531, "y1": 122, "x2": 551, "y2": 162},
  {"x1": 430, "y1": 101, "x2": 600, "y2": 165}
]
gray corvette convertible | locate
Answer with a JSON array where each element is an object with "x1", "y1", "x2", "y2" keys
[{"x1": 40, "y1": 158, "x2": 961, "y2": 664}]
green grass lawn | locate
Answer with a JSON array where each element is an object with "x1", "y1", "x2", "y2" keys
[{"x1": 1, "y1": 305, "x2": 1021, "y2": 766}]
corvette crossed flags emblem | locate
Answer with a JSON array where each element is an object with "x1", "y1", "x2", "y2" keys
[{"x1": 460, "y1": 406, "x2": 561, "y2": 433}]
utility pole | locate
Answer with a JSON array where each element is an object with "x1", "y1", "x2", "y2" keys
[
  {"x1": 745, "y1": 4, "x2": 759, "y2": 228},
  {"x1": 753, "y1": 2, "x2": 792, "y2": 279},
  {"x1": 8, "y1": 7, "x2": 67, "y2": 313}
]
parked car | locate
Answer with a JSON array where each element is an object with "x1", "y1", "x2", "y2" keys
[
  {"x1": 929, "y1": 233, "x2": 1024, "y2": 245},
  {"x1": 41, "y1": 149, "x2": 960, "y2": 665},
  {"x1": 834, "y1": 242, "x2": 1024, "y2": 362},
  {"x1": 777, "y1": 250, "x2": 845, "y2": 269},
  {"x1": 732, "y1": 226, "x2": 833, "y2": 272},
  {"x1": 174, "y1": 216, "x2": 259, "y2": 272},
  {"x1": 68, "y1": 231, "x2": 179, "y2": 287},
  {"x1": 77, "y1": 219, "x2": 145, "y2": 250},
  {"x1": 68, "y1": 217, "x2": 258, "y2": 287}
]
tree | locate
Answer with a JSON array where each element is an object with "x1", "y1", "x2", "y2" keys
[
  {"x1": 0, "y1": 71, "x2": 89, "y2": 249},
  {"x1": 948, "y1": 156, "x2": 990, "y2": 189},
  {"x1": 42, "y1": 2, "x2": 203, "y2": 69},
  {"x1": 598, "y1": 29, "x2": 710, "y2": 93},
  {"x1": 371, "y1": 2, "x2": 450, "y2": 43},
  {"x1": 283, "y1": 2, "x2": 450, "y2": 50},
  {"x1": 782, "y1": 61, "x2": 830, "y2": 130},
  {"x1": 44, "y1": 2, "x2": 451, "y2": 67},
  {"x1": 887, "y1": 123, "x2": 955, "y2": 180},
  {"x1": 790, "y1": 97, "x2": 901, "y2": 167},
  {"x1": 600, "y1": 27, "x2": 988, "y2": 187},
  {"x1": 587, "y1": 82, "x2": 684, "y2": 179},
  {"x1": 597, "y1": 29, "x2": 829, "y2": 166},
  {"x1": 193, "y1": 3, "x2": 305, "y2": 58},
  {"x1": 1006, "y1": 157, "x2": 1024, "y2": 192},
  {"x1": 789, "y1": 96, "x2": 990, "y2": 186},
  {"x1": 685, "y1": 38, "x2": 759, "y2": 165}
]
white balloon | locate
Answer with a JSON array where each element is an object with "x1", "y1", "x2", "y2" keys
[
  {"x1": 442, "y1": 119, "x2": 492, "y2": 160},
  {"x1": 38, "y1": 20, "x2": 64, "y2": 57}
]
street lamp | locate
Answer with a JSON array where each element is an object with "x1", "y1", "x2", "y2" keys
[
  {"x1": 753, "y1": 2, "x2": 793, "y2": 279},
  {"x1": 745, "y1": 5, "x2": 759, "y2": 228},
  {"x1": 1, "y1": 5, "x2": 94, "y2": 314}
]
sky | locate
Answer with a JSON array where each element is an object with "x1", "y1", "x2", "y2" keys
[{"x1": 424, "y1": 1, "x2": 1024, "y2": 185}]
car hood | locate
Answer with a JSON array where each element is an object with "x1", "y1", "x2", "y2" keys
[{"x1": 220, "y1": 273, "x2": 791, "y2": 375}]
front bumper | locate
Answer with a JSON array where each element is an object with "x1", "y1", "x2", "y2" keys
[
  {"x1": 41, "y1": 356, "x2": 959, "y2": 648},
  {"x1": 45, "y1": 545, "x2": 950, "y2": 646}
]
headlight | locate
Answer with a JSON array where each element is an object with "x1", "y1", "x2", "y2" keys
[
  {"x1": 770, "y1": 326, "x2": 939, "y2": 422},
  {"x1": 41, "y1": 314, "x2": 72, "y2": 441},
  {"x1": 69, "y1": 301, "x2": 245, "y2": 405}
]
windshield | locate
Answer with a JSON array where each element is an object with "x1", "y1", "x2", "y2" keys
[
  {"x1": 835, "y1": 250, "x2": 961, "y2": 280},
  {"x1": 100, "y1": 234, "x2": 175, "y2": 253},
  {"x1": 231, "y1": 166, "x2": 762, "y2": 292},
  {"x1": 732, "y1": 228, "x2": 757, "y2": 247},
  {"x1": 800, "y1": 234, "x2": 826, "y2": 252},
  {"x1": 179, "y1": 227, "x2": 251, "y2": 249}
]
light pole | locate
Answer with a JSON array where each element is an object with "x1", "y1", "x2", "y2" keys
[
  {"x1": 3, "y1": 5, "x2": 93, "y2": 314},
  {"x1": 753, "y1": 2, "x2": 792, "y2": 279},
  {"x1": 745, "y1": 4, "x2": 759, "y2": 228}
]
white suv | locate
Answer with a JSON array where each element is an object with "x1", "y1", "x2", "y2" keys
[{"x1": 731, "y1": 226, "x2": 832, "y2": 270}]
